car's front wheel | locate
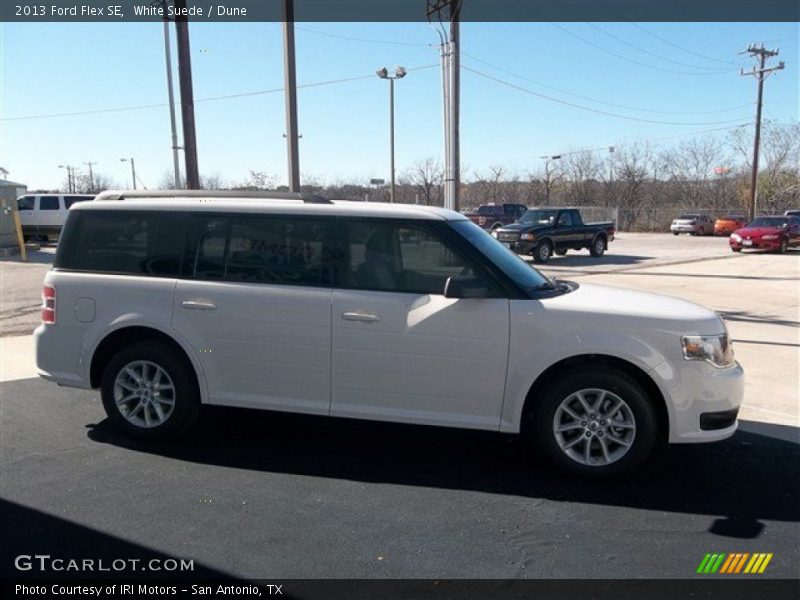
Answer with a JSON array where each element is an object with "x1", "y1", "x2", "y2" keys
[
  {"x1": 525, "y1": 367, "x2": 658, "y2": 477},
  {"x1": 533, "y1": 241, "x2": 553, "y2": 263},
  {"x1": 101, "y1": 341, "x2": 200, "y2": 439},
  {"x1": 778, "y1": 238, "x2": 788, "y2": 254}
]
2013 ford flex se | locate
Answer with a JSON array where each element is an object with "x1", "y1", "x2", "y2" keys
[{"x1": 35, "y1": 191, "x2": 744, "y2": 476}]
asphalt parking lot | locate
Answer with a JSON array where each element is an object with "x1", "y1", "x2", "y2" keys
[{"x1": 1, "y1": 233, "x2": 798, "y2": 580}]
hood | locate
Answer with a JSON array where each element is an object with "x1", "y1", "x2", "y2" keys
[
  {"x1": 735, "y1": 226, "x2": 786, "y2": 237},
  {"x1": 497, "y1": 222, "x2": 549, "y2": 233},
  {"x1": 539, "y1": 282, "x2": 724, "y2": 336}
]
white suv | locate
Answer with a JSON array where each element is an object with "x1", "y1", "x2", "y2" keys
[{"x1": 35, "y1": 191, "x2": 744, "y2": 476}]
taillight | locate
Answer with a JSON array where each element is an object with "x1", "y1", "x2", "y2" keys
[{"x1": 42, "y1": 284, "x2": 56, "y2": 324}]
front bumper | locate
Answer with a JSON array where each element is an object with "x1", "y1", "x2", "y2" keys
[
  {"x1": 671, "y1": 225, "x2": 698, "y2": 233},
  {"x1": 730, "y1": 238, "x2": 780, "y2": 251},
  {"x1": 651, "y1": 359, "x2": 745, "y2": 444}
]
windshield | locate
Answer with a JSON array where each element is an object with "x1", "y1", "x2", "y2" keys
[
  {"x1": 748, "y1": 217, "x2": 790, "y2": 228},
  {"x1": 519, "y1": 209, "x2": 558, "y2": 225},
  {"x1": 450, "y1": 220, "x2": 548, "y2": 290},
  {"x1": 678, "y1": 214, "x2": 700, "y2": 220},
  {"x1": 477, "y1": 205, "x2": 502, "y2": 216}
]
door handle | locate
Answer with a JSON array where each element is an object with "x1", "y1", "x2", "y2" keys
[
  {"x1": 181, "y1": 300, "x2": 217, "y2": 311},
  {"x1": 341, "y1": 311, "x2": 381, "y2": 323}
]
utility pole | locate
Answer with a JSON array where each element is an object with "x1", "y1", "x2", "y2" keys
[
  {"x1": 59, "y1": 165, "x2": 75, "y2": 193},
  {"x1": 741, "y1": 45, "x2": 784, "y2": 221},
  {"x1": 174, "y1": 0, "x2": 200, "y2": 189},
  {"x1": 428, "y1": 0, "x2": 462, "y2": 211},
  {"x1": 163, "y1": 15, "x2": 182, "y2": 189},
  {"x1": 283, "y1": 0, "x2": 301, "y2": 192},
  {"x1": 120, "y1": 158, "x2": 137, "y2": 190},
  {"x1": 83, "y1": 161, "x2": 96, "y2": 192}
]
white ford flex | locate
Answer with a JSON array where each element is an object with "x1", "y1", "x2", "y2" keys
[{"x1": 35, "y1": 191, "x2": 744, "y2": 476}]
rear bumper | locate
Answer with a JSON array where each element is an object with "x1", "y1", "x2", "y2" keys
[
  {"x1": 34, "y1": 324, "x2": 91, "y2": 389},
  {"x1": 671, "y1": 225, "x2": 698, "y2": 233}
]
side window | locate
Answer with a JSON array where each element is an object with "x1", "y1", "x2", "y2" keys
[
  {"x1": 17, "y1": 196, "x2": 35, "y2": 211},
  {"x1": 557, "y1": 212, "x2": 573, "y2": 227},
  {"x1": 65, "y1": 196, "x2": 93, "y2": 209},
  {"x1": 54, "y1": 211, "x2": 186, "y2": 276},
  {"x1": 39, "y1": 196, "x2": 60, "y2": 210},
  {"x1": 225, "y1": 217, "x2": 335, "y2": 287},
  {"x1": 516, "y1": 206, "x2": 527, "y2": 219},
  {"x1": 344, "y1": 220, "x2": 480, "y2": 295}
]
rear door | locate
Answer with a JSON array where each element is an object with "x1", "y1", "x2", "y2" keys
[
  {"x1": 37, "y1": 195, "x2": 64, "y2": 233},
  {"x1": 172, "y1": 214, "x2": 336, "y2": 414},
  {"x1": 330, "y1": 219, "x2": 510, "y2": 430}
]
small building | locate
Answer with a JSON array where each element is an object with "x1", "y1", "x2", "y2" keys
[{"x1": 1, "y1": 179, "x2": 28, "y2": 251}]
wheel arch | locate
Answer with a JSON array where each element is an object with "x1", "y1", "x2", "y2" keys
[
  {"x1": 519, "y1": 354, "x2": 669, "y2": 440},
  {"x1": 89, "y1": 326, "x2": 206, "y2": 402}
]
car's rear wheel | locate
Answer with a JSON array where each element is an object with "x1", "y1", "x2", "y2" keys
[
  {"x1": 589, "y1": 236, "x2": 606, "y2": 257},
  {"x1": 525, "y1": 367, "x2": 658, "y2": 477},
  {"x1": 778, "y1": 238, "x2": 788, "y2": 254},
  {"x1": 533, "y1": 240, "x2": 553, "y2": 263},
  {"x1": 672, "y1": 232, "x2": 679, "y2": 236},
  {"x1": 101, "y1": 340, "x2": 200, "y2": 439}
]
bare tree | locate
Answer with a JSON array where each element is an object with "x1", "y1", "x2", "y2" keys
[
  {"x1": 561, "y1": 151, "x2": 602, "y2": 206},
  {"x1": 66, "y1": 171, "x2": 116, "y2": 193},
  {"x1": 402, "y1": 158, "x2": 443, "y2": 205}
]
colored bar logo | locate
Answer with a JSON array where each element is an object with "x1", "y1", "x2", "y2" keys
[{"x1": 696, "y1": 553, "x2": 773, "y2": 574}]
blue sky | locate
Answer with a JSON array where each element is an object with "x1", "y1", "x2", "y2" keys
[{"x1": 1, "y1": 21, "x2": 797, "y2": 190}]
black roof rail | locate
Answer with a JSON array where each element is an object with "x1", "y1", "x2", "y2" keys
[{"x1": 93, "y1": 190, "x2": 332, "y2": 204}]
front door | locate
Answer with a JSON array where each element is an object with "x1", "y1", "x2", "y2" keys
[
  {"x1": 172, "y1": 214, "x2": 336, "y2": 415},
  {"x1": 331, "y1": 219, "x2": 510, "y2": 430}
]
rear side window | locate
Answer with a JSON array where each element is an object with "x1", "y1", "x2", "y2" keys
[
  {"x1": 17, "y1": 197, "x2": 34, "y2": 210},
  {"x1": 55, "y1": 211, "x2": 186, "y2": 276},
  {"x1": 65, "y1": 196, "x2": 93, "y2": 209},
  {"x1": 184, "y1": 215, "x2": 337, "y2": 287},
  {"x1": 39, "y1": 196, "x2": 60, "y2": 210}
]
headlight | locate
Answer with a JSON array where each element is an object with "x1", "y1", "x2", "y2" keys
[
  {"x1": 730, "y1": 233, "x2": 741, "y2": 242},
  {"x1": 762, "y1": 234, "x2": 778, "y2": 240},
  {"x1": 520, "y1": 232, "x2": 537, "y2": 242},
  {"x1": 491, "y1": 230, "x2": 499, "y2": 238},
  {"x1": 681, "y1": 333, "x2": 735, "y2": 368}
]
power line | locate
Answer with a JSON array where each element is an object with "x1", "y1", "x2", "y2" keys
[
  {"x1": 1, "y1": 65, "x2": 439, "y2": 122},
  {"x1": 473, "y1": 122, "x2": 754, "y2": 170},
  {"x1": 552, "y1": 0, "x2": 732, "y2": 73},
  {"x1": 594, "y1": 0, "x2": 746, "y2": 68},
  {"x1": 294, "y1": 25, "x2": 432, "y2": 48},
  {"x1": 462, "y1": 65, "x2": 753, "y2": 126},
  {"x1": 462, "y1": 52, "x2": 754, "y2": 116}
]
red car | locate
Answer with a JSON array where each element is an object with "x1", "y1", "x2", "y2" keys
[{"x1": 729, "y1": 215, "x2": 800, "y2": 253}]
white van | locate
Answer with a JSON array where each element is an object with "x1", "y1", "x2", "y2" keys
[
  {"x1": 16, "y1": 193, "x2": 95, "y2": 241},
  {"x1": 34, "y1": 191, "x2": 744, "y2": 476}
]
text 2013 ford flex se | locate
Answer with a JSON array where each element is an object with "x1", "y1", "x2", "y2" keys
[{"x1": 35, "y1": 191, "x2": 744, "y2": 476}]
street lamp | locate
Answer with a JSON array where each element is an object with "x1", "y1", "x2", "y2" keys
[
  {"x1": 120, "y1": 158, "x2": 137, "y2": 190},
  {"x1": 376, "y1": 65, "x2": 407, "y2": 203}
]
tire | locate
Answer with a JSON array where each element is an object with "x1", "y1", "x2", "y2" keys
[
  {"x1": 732, "y1": 247, "x2": 741, "y2": 253},
  {"x1": 532, "y1": 240, "x2": 553, "y2": 263},
  {"x1": 101, "y1": 340, "x2": 200, "y2": 440},
  {"x1": 589, "y1": 236, "x2": 606, "y2": 257},
  {"x1": 524, "y1": 367, "x2": 658, "y2": 478},
  {"x1": 778, "y1": 239, "x2": 788, "y2": 254},
  {"x1": 672, "y1": 232, "x2": 679, "y2": 236},
  {"x1": 555, "y1": 249, "x2": 568, "y2": 256}
]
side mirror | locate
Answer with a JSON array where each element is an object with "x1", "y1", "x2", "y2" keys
[{"x1": 444, "y1": 275, "x2": 491, "y2": 299}]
